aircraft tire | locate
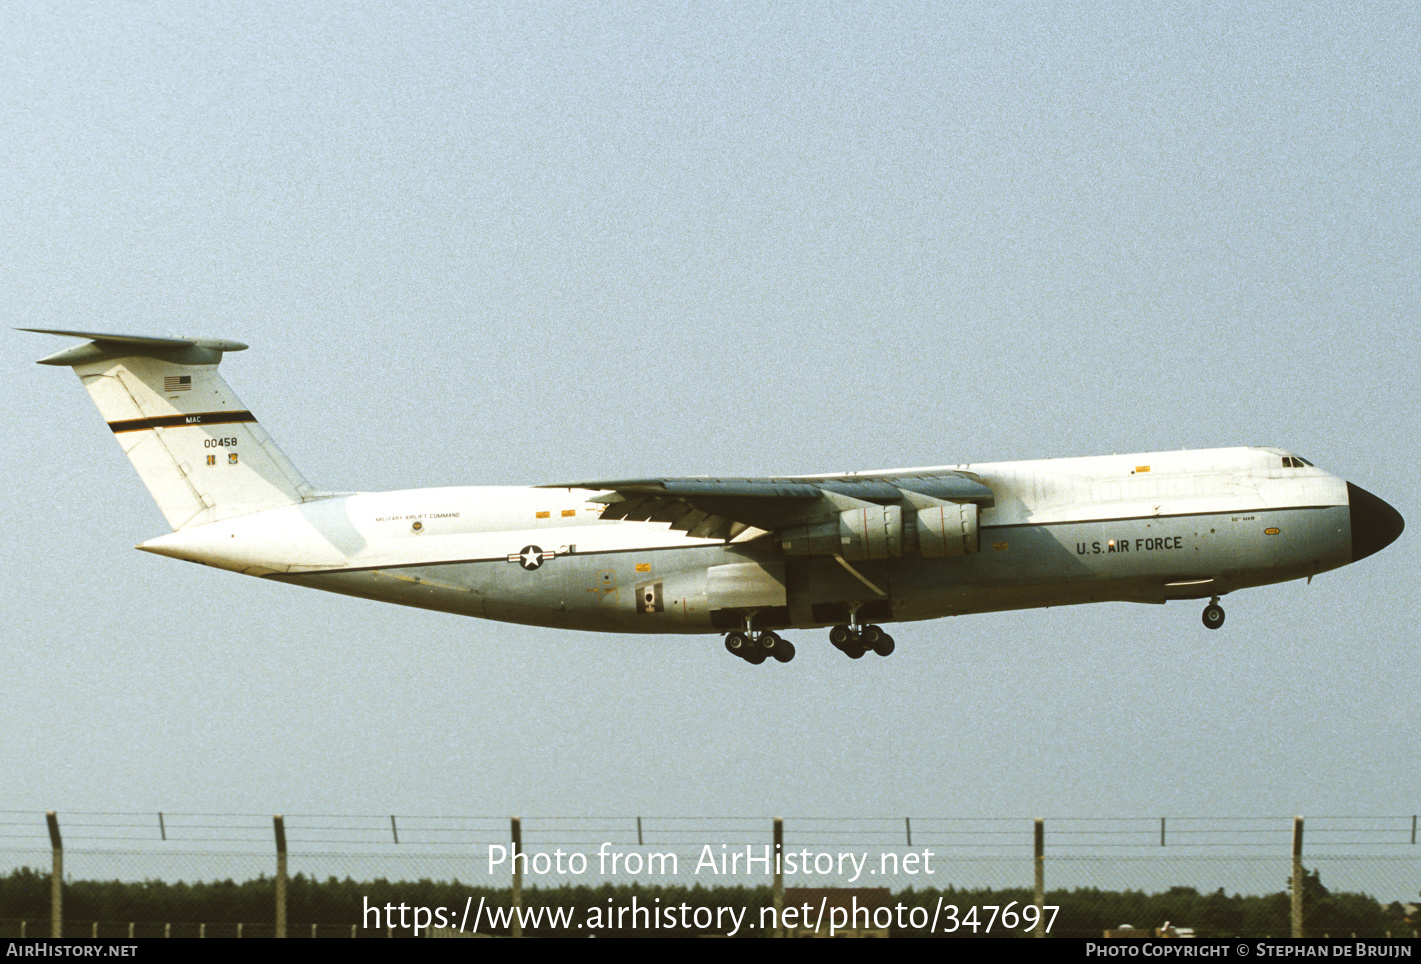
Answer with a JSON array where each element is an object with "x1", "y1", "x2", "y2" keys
[
  {"x1": 1202, "y1": 604, "x2": 1225, "y2": 630},
  {"x1": 772, "y1": 640, "x2": 796, "y2": 663},
  {"x1": 844, "y1": 643, "x2": 865, "y2": 659},
  {"x1": 861, "y1": 625, "x2": 883, "y2": 646},
  {"x1": 724, "y1": 632, "x2": 750, "y2": 656},
  {"x1": 829, "y1": 625, "x2": 853, "y2": 648},
  {"x1": 744, "y1": 648, "x2": 767, "y2": 665},
  {"x1": 872, "y1": 634, "x2": 895, "y2": 657}
]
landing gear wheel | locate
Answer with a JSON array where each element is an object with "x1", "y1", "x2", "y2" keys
[
  {"x1": 844, "y1": 643, "x2": 866, "y2": 659},
  {"x1": 861, "y1": 625, "x2": 883, "y2": 646},
  {"x1": 1202, "y1": 604, "x2": 1225, "y2": 630},
  {"x1": 744, "y1": 648, "x2": 767, "y2": 665},
  {"x1": 871, "y1": 633, "x2": 895, "y2": 657},
  {"x1": 829, "y1": 625, "x2": 853, "y2": 647},
  {"x1": 724, "y1": 631, "x2": 750, "y2": 657},
  {"x1": 771, "y1": 639, "x2": 796, "y2": 663}
]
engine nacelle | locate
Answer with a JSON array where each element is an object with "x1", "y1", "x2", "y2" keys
[
  {"x1": 915, "y1": 501, "x2": 978, "y2": 557},
  {"x1": 781, "y1": 505, "x2": 901, "y2": 559},
  {"x1": 780, "y1": 503, "x2": 978, "y2": 559}
]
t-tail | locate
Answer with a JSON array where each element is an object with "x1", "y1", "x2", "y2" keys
[{"x1": 27, "y1": 329, "x2": 316, "y2": 531}]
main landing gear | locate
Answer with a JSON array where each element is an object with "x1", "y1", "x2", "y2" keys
[
  {"x1": 1202, "y1": 597, "x2": 1225, "y2": 630},
  {"x1": 829, "y1": 623, "x2": 895, "y2": 659},
  {"x1": 724, "y1": 630, "x2": 796, "y2": 665}
]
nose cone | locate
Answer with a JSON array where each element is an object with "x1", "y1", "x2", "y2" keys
[{"x1": 1348, "y1": 482, "x2": 1404, "y2": 563}]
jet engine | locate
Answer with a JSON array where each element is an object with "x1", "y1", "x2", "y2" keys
[{"x1": 780, "y1": 502, "x2": 978, "y2": 559}]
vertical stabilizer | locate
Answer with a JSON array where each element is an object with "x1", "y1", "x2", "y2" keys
[{"x1": 27, "y1": 329, "x2": 316, "y2": 531}]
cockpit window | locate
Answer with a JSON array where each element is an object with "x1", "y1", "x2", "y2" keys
[{"x1": 1281, "y1": 456, "x2": 1314, "y2": 469}]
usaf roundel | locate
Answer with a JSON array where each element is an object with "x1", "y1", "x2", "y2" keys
[{"x1": 513, "y1": 545, "x2": 546, "y2": 570}]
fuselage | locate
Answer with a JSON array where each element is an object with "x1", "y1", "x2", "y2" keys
[
  {"x1": 137, "y1": 446, "x2": 1393, "y2": 635},
  {"x1": 30, "y1": 330, "x2": 1404, "y2": 663}
]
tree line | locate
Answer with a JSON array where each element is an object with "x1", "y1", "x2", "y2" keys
[{"x1": 0, "y1": 867, "x2": 1413, "y2": 937}]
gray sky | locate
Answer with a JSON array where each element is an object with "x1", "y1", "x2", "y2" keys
[{"x1": 2, "y1": 1, "x2": 1417, "y2": 889}]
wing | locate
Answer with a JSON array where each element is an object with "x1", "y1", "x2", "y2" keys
[{"x1": 542, "y1": 472, "x2": 996, "y2": 544}]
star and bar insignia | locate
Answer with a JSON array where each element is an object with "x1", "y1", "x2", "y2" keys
[{"x1": 508, "y1": 545, "x2": 555, "y2": 570}]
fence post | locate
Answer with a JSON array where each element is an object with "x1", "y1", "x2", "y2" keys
[
  {"x1": 274, "y1": 815, "x2": 287, "y2": 939},
  {"x1": 511, "y1": 816, "x2": 522, "y2": 939},
  {"x1": 1290, "y1": 816, "x2": 1304, "y2": 938},
  {"x1": 1033, "y1": 818, "x2": 1044, "y2": 938},
  {"x1": 773, "y1": 817, "x2": 784, "y2": 937},
  {"x1": 46, "y1": 812, "x2": 62, "y2": 939}
]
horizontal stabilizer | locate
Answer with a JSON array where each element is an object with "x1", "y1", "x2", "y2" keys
[{"x1": 23, "y1": 328, "x2": 248, "y2": 368}]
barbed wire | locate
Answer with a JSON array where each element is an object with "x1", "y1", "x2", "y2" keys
[{"x1": 0, "y1": 811, "x2": 1415, "y2": 854}]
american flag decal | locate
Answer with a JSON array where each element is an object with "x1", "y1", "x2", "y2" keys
[{"x1": 164, "y1": 375, "x2": 192, "y2": 392}]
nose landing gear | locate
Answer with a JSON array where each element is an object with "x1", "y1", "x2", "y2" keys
[{"x1": 1202, "y1": 597, "x2": 1225, "y2": 630}]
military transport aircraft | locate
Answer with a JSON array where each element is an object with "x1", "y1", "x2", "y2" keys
[{"x1": 28, "y1": 329, "x2": 1404, "y2": 665}]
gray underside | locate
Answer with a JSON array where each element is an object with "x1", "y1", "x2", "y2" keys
[{"x1": 270, "y1": 504, "x2": 1351, "y2": 635}]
